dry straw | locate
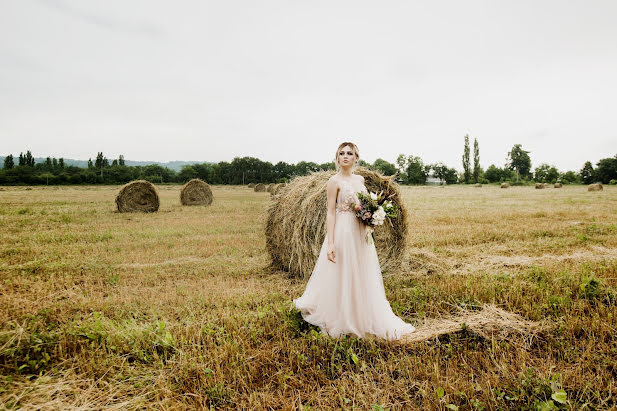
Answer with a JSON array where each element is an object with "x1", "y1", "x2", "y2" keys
[
  {"x1": 397, "y1": 304, "x2": 545, "y2": 346},
  {"x1": 588, "y1": 183, "x2": 603, "y2": 191},
  {"x1": 266, "y1": 183, "x2": 276, "y2": 193},
  {"x1": 248, "y1": 183, "x2": 255, "y2": 188},
  {"x1": 500, "y1": 183, "x2": 509, "y2": 188},
  {"x1": 554, "y1": 182, "x2": 563, "y2": 188},
  {"x1": 535, "y1": 183, "x2": 545, "y2": 189},
  {"x1": 266, "y1": 167, "x2": 407, "y2": 279},
  {"x1": 180, "y1": 178, "x2": 213, "y2": 206},
  {"x1": 254, "y1": 183, "x2": 266, "y2": 192},
  {"x1": 474, "y1": 183, "x2": 482, "y2": 187},
  {"x1": 274, "y1": 183, "x2": 286, "y2": 195},
  {"x1": 115, "y1": 180, "x2": 159, "y2": 213}
]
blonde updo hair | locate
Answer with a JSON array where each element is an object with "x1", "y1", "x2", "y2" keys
[{"x1": 334, "y1": 142, "x2": 360, "y2": 171}]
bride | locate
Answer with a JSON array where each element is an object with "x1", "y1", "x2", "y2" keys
[{"x1": 293, "y1": 142, "x2": 416, "y2": 341}]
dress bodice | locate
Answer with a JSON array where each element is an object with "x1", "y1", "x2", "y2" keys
[{"x1": 336, "y1": 179, "x2": 368, "y2": 213}]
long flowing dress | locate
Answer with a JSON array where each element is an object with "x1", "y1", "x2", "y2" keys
[{"x1": 293, "y1": 179, "x2": 415, "y2": 341}]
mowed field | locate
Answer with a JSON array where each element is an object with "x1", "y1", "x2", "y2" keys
[{"x1": 1, "y1": 184, "x2": 616, "y2": 410}]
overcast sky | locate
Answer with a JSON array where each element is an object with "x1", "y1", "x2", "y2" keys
[{"x1": 1, "y1": 0, "x2": 615, "y2": 171}]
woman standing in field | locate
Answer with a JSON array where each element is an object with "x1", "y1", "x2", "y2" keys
[{"x1": 293, "y1": 142, "x2": 415, "y2": 341}]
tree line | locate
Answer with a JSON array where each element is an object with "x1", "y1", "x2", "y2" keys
[{"x1": 1, "y1": 145, "x2": 616, "y2": 186}]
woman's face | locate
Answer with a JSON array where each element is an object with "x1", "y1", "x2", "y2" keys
[{"x1": 338, "y1": 145, "x2": 356, "y2": 168}]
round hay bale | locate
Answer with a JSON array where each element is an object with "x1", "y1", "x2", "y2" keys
[
  {"x1": 254, "y1": 183, "x2": 266, "y2": 192},
  {"x1": 554, "y1": 182, "x2": 563, "y2": 188},
  {"x1": 115, "y1": 180, "x2": 159, "y2": 212},
  {"x1": 266, "y1": 183, "x2": 276, "y2": 193},
  {"x1": 180, "y1": 178, "x2": 213, "y2": 206},
  {"x1": 500, "y1": 183, "x2": 509, "y2": 189},
  {"x1": 535, "y1": 183, "x2": 545, "y2": 189},
  {"x1": 474, "y1": 183, "x2": 482, "y2": 187},
  {"x1": 274, "y1": 183, "x2": 286, "y2": 195},
  {"x1": 588, "y1": 183, "x2": 603, "y2": 192},
  {"x1": 269, "y1": 183, "x2": 280, "y2": 197},
  {"x1": 25, "y1": 187, "x2": 33, "y2": 191},
  {"x1": 266, "y1": 167, "x2": 408, "y2": 279},
  {"x1": 248, "y1": 183, "x2": 255, "y2": 188},
  {"x1": 543, "y1": 183, "x2": 550, "y2": 188}
]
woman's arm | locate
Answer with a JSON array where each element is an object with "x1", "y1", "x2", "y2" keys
[{"x1": 326, "y1": 177, "x2": 338, "y2": 263}]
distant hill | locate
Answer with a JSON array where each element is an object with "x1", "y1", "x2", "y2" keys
[{"x1": 1, "y1": 156, "x2": 211, "y2": 172}]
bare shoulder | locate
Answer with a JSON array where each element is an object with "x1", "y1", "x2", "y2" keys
[{"x1": 327, "y1": 175, "x2": 340, "y2": 189}]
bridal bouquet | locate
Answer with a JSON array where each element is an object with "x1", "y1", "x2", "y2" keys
[{"x1": 351, "y1": 191, "x2": 398, "y2": 244}]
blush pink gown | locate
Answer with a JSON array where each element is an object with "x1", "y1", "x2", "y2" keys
[{"x1": 293, "y1": 179, "x2": 416, "y2": 341}]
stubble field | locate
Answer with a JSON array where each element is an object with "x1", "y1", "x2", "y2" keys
[{"x1": 0, "y1": 184, "x2": 616, "y2": 410}]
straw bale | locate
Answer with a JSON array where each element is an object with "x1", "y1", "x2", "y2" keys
[
  {"x1": 115, "y1": 180, "x2": 159, "y2": 213},
  {"x1": 180, "y1": 178, "x2": 213, "y2": 206},
  {"x1": 266, "y1": 167, "x2": 407, "y2": 279}
]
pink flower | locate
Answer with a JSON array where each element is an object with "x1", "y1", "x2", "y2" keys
[{"x1": 354, "y1": 204, "x2": 362, "y2": 211}]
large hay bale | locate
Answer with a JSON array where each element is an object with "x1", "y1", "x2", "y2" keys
[
  {"x1": 254, "y1": 183, "x2": 266, "y2": 192},
  {"x1": 543, "y1": 182, "x2": 550, "y2": 188},
  {"x1": 266, "y1": 167, "x2": 408, "y2": 279},
  {"x1": 474, "y1": 183, "x2": 482, "y2": 187},
  {"x1": 274, "y1": 183, "x2": 286, "y2": 195},
  {"x1": 180, "y1": 178, "x2": 213, "y2": 206},
  {"x1": 554, "y1": 182, "x2": 563, "y2": 188},
  {"x1": 535, "y1": 183, "x2": 545, "y2": 189},
  {"x1": 500, "y1": 183, "x2": 509, "y2": 189},
  {"x1": 266, "y1": 183, "x2": 276, "y2": 193},
  {"x1": 115, "y1": 180, "x2": 159, "y2": 213},
  {"x1": 248, "y1": 183, "x2": 255, "y2": 188},
  {"x1": 588, "y1": 183, "x2": 603, "y2": 192}
]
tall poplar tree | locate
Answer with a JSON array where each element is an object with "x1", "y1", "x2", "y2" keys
[
  {"x1": 3, "y1": 155, "x2": 14, "y2": 169},
  {"x1": 473, "y1": 138, "x2": 480, "y2": 183},
  {"x1": 462, "y1": 134, "x2": 471, "y2": 183}
]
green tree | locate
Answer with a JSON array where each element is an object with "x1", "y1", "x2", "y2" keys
[
  {"x1": 560, "y1": 171, "x2": 580, "y2": 184},
  {"x1": 25, "y1": 150, "x2": 35, "y2": 167},
  {"x1": 3, "y1": 155, "x2": 14, "y2": 169},
  {"x1": 118, "y1": 155, "x2": 125, "y2": 166},
  {"x1": 431, "y1": 162, "x2": 448, "y2": 185},
  {"x1": 58, "y1": 158, "x2": 64, "y2": 169},
  {"x1": 372, "y1": 158, "x2": 397, "y2": 176},
  {"x1": 444, "y1": 167, "x2": 459, "y2": 184},
  {"x1": 472, "y1": 138, "x2": 480, "y2": 183},
  {"x1": 580, "y1": 161, "x2": 595, "y2": 184},
  {"x1": 87, "y1": 158, "x2": 93, "y2": 169},
  {"x1": 406, "y1": 155, "x2": 427, "y2": 184},
  {"x1": 595, "y1": 155, "x2": 617, "y2": 184},
  {"x1": 462, "y1": 134, "x2": 471, "y2": 183},
  {"x1": 484, "y1": 164, "x2": 513, "y2": 183},
  {"x1": 534, "y1": 163, "x2": 559, "y2": 183},
  {"x1": 395, "y1": 154, "x2": 408, "y2": 183},
  {"x1": 19, "y1": 153, "x2": 25, "y2": 166},
  {"x1": 506, "y1": 144, "x2": 532, "y2": 179}
]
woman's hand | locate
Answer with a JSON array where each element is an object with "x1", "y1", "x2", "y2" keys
[{"x1": 327, "y1": 244, "x2": 336, "y2": 263}]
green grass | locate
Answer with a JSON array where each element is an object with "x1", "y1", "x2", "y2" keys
[{"x1": 0, "y1": 184, "x2": 615, "y2": 409}]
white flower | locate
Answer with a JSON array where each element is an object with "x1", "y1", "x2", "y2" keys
[
  {"x1": 370, "y1": 192, "x2": 378, "y2": 201},
  {"x1": 371, "y1": 206, "x2": 386, "y2": 225}
]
